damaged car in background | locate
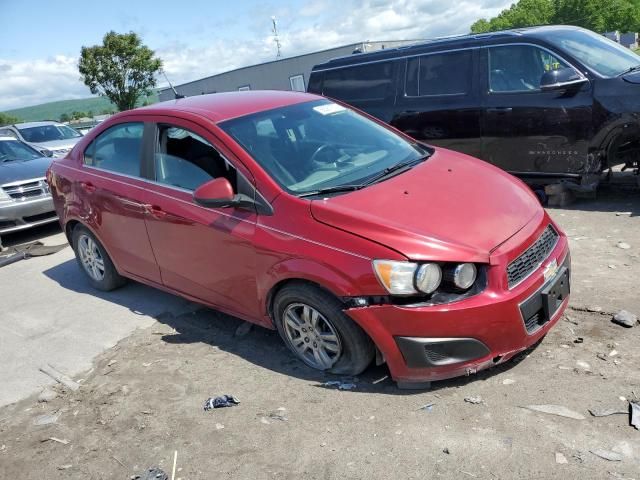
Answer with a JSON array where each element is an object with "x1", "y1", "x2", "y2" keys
[
  {"x1": 47, "y1": 91, "x2": 570, "y2": 389},
  {"x1": 308, "y1": 25, "x2": 640, "y2": 196}
]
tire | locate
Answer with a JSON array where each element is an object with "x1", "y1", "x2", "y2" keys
[
  {"x1": 273, "y1": 283, "x2": 375, "y2": 375},
  {"x1": 71, "y1": 225, "x2": 126, "y2": 291}
]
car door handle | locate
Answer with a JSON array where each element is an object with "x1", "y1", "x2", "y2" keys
[
  {"x1": 486, "y1": 107, "x2": 513, "y2": 113},
  {"x1": 80, "y1": 181, "x2": 96, "y2": 193},
  {"x1": 144, "y1": 204, "x2": 167, "y2": 218}
]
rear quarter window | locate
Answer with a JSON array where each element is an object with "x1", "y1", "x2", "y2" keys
[
  {"x1": 405, "y1": 50, "x2": 472, "y2": 96},
  {"x1": 322, "y1": 61, "x2": 396, "y2": 101}
]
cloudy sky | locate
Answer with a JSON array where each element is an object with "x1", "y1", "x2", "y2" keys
[{"x1": 0, "y1": 0, "x2": 512, "y2": 111}]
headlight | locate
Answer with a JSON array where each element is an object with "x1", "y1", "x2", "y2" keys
[
  {"x1": 450, "y1": 263, "x2": 477, "y2": 290},
  {"x1": 415, "y1": 263, "x2": 442, "y2": 294},
  {"x1": 0, "y1": 188, "x2": 12, "y2": 203},
  {"x1": 373, "y1": 260, "x2": 417, "y2": 295}
]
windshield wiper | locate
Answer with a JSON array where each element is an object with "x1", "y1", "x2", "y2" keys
[
  {"x1": 364, "y1": 154, "x2": 431, "y2": 186},
  {"x1": 620, "y1": 64, "x2": 640, "y2": 76},
  {"x1": 296, "y1": 184, "x2": 365, "y2": 198}
]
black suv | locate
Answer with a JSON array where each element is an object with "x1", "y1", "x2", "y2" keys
[{"x1": 308, "y1": 26, "x2": 640, "y2": 190}]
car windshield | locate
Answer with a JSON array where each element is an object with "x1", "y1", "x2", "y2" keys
[
  {"x1": 220, "y1": 100, "x2": 428, "y2": 195},
  {"x1": 545, "y1": 28, "x2": 640, "y2": 77},
  {"x1": 0, "y1": 140, "x2": 44, "y2": 162},
  {"x1": 18, "y1": 124, "x2": 82, "y2": 143}
]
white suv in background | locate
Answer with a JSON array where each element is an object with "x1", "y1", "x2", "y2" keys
[{"x1": 0, "y1": 121, "x2": 83, "y2": 157}]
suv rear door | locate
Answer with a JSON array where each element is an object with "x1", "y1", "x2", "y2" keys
[
  {"x1": 480, "y1": 43, "x2": 594, "y2": 176},
  {"x1": 391, "y1": 48, "x2": 482, "y2": 158}
]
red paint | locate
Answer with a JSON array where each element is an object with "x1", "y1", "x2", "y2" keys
[
  {"x1": 48, "y1": 91, "x2": 570, "y2": 384},
  {"x1": 194, "y1": 177, "x2": 234, "y2": 203}
]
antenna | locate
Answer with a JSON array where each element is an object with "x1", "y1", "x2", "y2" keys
[
  {"x1": 162, "y1": 70, "x2": 185, "y2": 99},
  {"x1": 271, "y1": 16, "x2": 282, "y2": 58}
]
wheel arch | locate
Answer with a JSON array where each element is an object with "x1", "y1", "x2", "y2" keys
[{"x1": 63, "y1": 217, "x2": 123, "y2": 275}]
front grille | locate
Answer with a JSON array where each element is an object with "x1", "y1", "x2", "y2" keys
[
  {"x1": 507, "y1": 225, "x2": 559, "y2": 288},
  {"x1": 1, "y1": 178, "x2": 48, "y2": 200}
]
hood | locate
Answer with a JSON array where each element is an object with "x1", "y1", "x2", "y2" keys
[
  {"x1": 0, "y1": 157, "x2": 53, "y2": 185},
  {"x1": 31, "y1": 138, "x2": 80, "y2": 151},
  {"x1": 310, "y1": 150, "x2": 541, "y2": 262}
]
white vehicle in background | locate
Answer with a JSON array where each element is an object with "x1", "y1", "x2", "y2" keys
[{"x1": 0, "y1": 121, "x2": 83, "y2": 158}]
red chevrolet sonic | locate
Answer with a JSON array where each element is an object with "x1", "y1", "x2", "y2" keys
[{"x1": 47, "y1": 91, "x2": 570, "y2": 389}]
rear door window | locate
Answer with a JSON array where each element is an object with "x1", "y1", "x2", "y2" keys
[
  {"x1": 322, "y1": 61, "x2": 396, "y2": 101},
  {"x1": 83, "y1": 122, "x2": 144, "y2": 177},
  {"x1": 488, "y1": 45, "x2": 569, "y2": 93},
  {"x1": 405, "y1": 50, "x2": 472, "y2": 96}
]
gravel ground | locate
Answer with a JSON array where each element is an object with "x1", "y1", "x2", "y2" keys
[{"x1": 1, "y1": 188, "x2": 639, "y2": 480}]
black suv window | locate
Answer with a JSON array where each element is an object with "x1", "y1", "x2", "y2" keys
[
  {"x1": 83, "y1": 122, "x2": 143, "y2": 177},
  {"x1": 154, "y1": 125, "x2": 236, "y2": 191},
  {"x1": 405, "y1": 50, "x2": 472, "y2": 96},
  {"x1": 488, "y1": 45, "x2": 569, "y2": 93},
  {"x1": 322, "y1": 61, "x2": 395, "y2": 101}
]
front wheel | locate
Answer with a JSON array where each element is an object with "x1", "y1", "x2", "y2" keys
[{"x1": 273, "y1": 284, "x2": 374, "y2": 375}]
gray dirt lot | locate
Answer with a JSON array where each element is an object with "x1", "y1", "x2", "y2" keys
[{"x1": 0, "y1": 188, "x2": 639, "y2": 479}]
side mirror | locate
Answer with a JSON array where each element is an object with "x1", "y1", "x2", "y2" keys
[
  {"x1": 193, "y1": 177, "x2": 254, "y2": 209},
  {"x1": 540, "y1": 67, "x2": 588, "y2": 91}
]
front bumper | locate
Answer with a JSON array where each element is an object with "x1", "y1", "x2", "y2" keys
[
  {"x1": 346, "y1": 218, "x2": 570, "y2": 386},
  {"x1": 0, "y1": 196, "x2": 58, "y2": 234}
]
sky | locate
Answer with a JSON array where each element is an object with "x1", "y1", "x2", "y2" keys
[{"x1": 0, "y1": 0, "x2": 513, "y2": 111}]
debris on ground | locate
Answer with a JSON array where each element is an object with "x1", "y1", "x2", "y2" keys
[
  {"x1": 215, "y1": 423, "x2": 225, "y2": 430},
  {"x1": 597, "y1": 353, "x2": 608, "y2": 361},
  {"x1": 322, "y1": 380, "x2": 356, "y2": 390},
  {"x1": 443, "y1": 447, "x2": 450, "y2": 454},
  {"x1": 612, "y1": 310, "x2": 638, "y2": 328},
  {"x1": 502, "y1": 379, "x2": 516, "y2": 385},
  {"x1": 589, "y1": 407, "x2": 628, "y2": 417},
  {"x1": 33, "y1": 412, "x2": 60, "y2": 426},
  {"x1": 132, "y1": 467, "x2": 169, "y2": 480},
  {"x1": 555, "y1": 452, "x2": 568, "y2": 464},
  {"x1": 631, "y1": 401, "x2": 640, "y2": 430},
  {"x1": 521, "y1": 405, "x2": 585, "y2": 420},
  {"x1": 203, "y1": 395, "x2": 240, "y2": 411},
  {"x1": 576, "y1": 360, "x2": 592, "y2": 372},
  {"x1": 574, "y1": 337, "x2": 584, "y2": 344},
  {"x1": 38, "y1": 364, "x2": 80, "y2": 391},
  {"x1": 616, "y1": 242, "x2": 631, "y2": 250},
  {"x1": 590, "y1": 449, "x2": 623, "y2": 462},
  {"x1": 464, "y1": 396, "x2": 483, "y2": 405},
  {"x1": 417, "y1": 403, "x2": 434, "y2": 412},
  {"x1": 234, "y1": 322, "x2": 253, "y2": 337},
  {"x1": 268, "y1": 407, "x2": 288, "y2": 421},
  {"x1": 37, "y1": 388, "x2": 57, "y2": 403},
  {"x1": 587, "y1": 305, "x2": 603, "y2": 313},
  {"x1": 57, "y1": 464, "x2": 72, "y2": 470},
  {"x1": 41, "y1": 437, "x2": 69, "y2": 445}
]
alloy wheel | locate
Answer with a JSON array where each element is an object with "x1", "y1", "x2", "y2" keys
[
  {"x1": 282, "y1": 302, "x2": 342, "y2": 370},
  {"x1": 77, "y1": 234, "x2": 105, "y2": 281}
]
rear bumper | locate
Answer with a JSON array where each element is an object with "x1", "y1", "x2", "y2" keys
[
  {"x1": 0, "y1": 196, "x2": 58, "y2": 234},
  {"x1": 346, "y1": 225, "x2": 570, "y2": 386}
]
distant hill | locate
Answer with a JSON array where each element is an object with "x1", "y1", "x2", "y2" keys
[{"x1": 3, "y1": 92, "x2": 159, "y2": 123}]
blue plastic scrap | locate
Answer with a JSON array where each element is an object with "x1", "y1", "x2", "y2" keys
[{"x1": 204, "y1": 395, "x2": 240, "y2": 411}]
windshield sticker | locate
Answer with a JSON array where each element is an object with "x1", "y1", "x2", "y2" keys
[{"x1": 313, "y1": 104, "x2": 347, "y2": 116}]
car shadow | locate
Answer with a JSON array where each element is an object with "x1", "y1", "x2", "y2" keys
[
  {"x1": 44, "y1": 258, "x2": 542, "y2": 396},
  {"x1": 551, "y1": 184, "x2": 640, "y2": 217}
]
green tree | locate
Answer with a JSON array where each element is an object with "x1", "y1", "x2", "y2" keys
[
  {"x1": 59, "y1": 113, "x2": 71, "y2": 123},
  {"x1": 0, "y1": 113, "x2": 19, "y2": 126},
  {"x1": 71, "y1": 111, "x2": 86, "y2": 120},
  {"x1": 79, "y1": 31, "x2": 162, "y2": 112},
  {"x1": 471, "y1": 0, "x2": 640, "y2": 33}
]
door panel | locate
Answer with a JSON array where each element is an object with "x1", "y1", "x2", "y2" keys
[
  {"x1": 79, "y1": 121, "x2": 160, "y2": 283},
  {"x1": 140, "y1": 119, "x2": 260, "y2": 320},
  {"x1": 480, "y1": 45, "x2": 594, "y2": 174},
  {"x1": 391, "y1": 48, "x2": 482, "y2": 158}
]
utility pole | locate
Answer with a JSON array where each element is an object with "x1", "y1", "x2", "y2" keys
[{"x1": 272, "y1": 16, "x2": 282, "y2": 58}]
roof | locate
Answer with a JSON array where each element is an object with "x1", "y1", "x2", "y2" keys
[
  {"x1": 12, "y1": 121, "x2": 60, "y2": 129},
  {"x1": 135, "y1": 90, "x2": 322, "y2": 123},
  {"x1": 312, "y1": 25, "x2": 584, "y2": 70}
]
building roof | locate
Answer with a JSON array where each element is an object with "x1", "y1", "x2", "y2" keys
[{"x1": 136, "y1": 90, "x2": 322, "y2": 123}]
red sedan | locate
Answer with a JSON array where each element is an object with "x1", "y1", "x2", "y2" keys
[{"x1": 47, "y1": 91, "x2": 570, "y2": 389}]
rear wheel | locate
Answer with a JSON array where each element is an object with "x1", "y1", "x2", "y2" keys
[
  {"x1": 71, "y1": 225, "x2": 126, "y2": 291},
  {"x1": 273, "y1": 284, "x2": 374, "y2": 375}
]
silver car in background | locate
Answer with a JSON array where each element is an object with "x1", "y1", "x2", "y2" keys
[
  {"x1": 0, "y1": 137, "x2": 57, "y2": 237},
  {"x1": 0, "y1": 121, "x2": 83, "y2": 158}
]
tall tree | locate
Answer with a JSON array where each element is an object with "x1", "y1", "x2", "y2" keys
[
  {"x1": 471, "y1": 0, "x2": 555, "y2": 33},
  {"x1": 79, "y1": 31, "x2": 162, "y2": 112}
]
